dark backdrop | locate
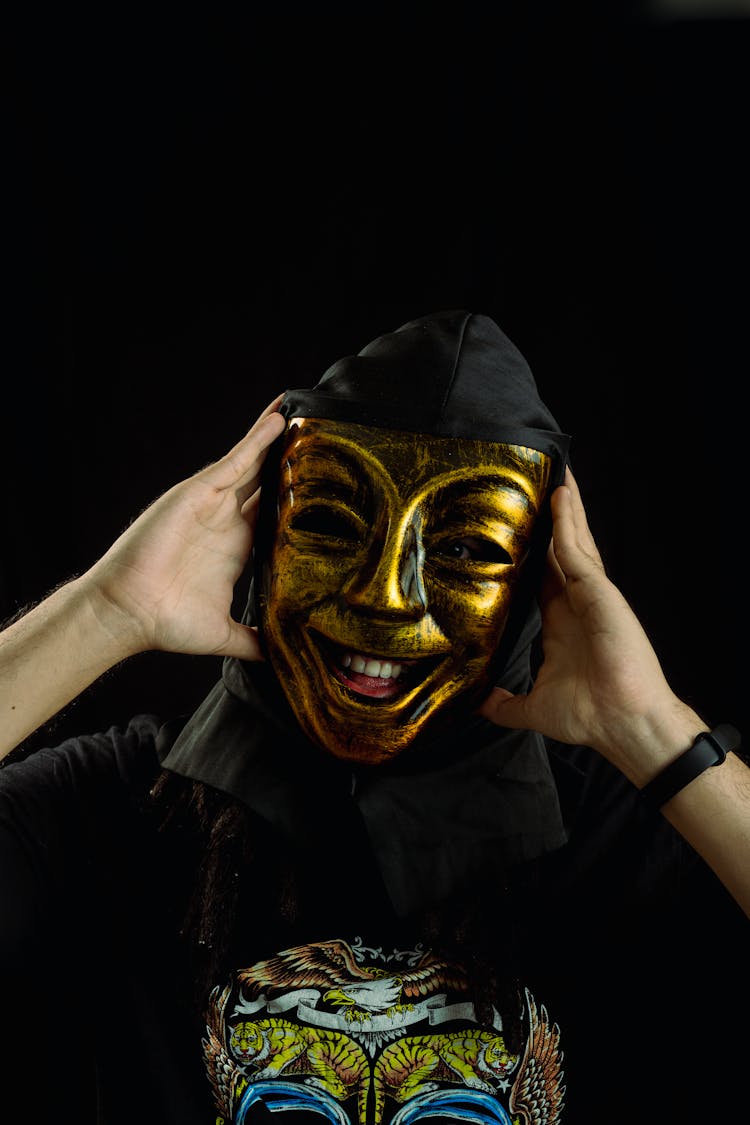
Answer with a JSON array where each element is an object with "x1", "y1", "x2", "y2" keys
[{"x1": 4, "y1": 1, "x2": 747, "y2": 752}]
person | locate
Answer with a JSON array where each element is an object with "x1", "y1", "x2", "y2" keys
[{"x1": 1, "y1": 309, "x2": 747, "y2": 1125}]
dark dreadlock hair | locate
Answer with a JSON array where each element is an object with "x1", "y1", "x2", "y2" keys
[{"x1": 148, "y1": 766, "x2": 528, "y2": 1053}]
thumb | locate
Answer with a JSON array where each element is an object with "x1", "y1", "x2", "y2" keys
[
  {"x1": 220, "y1": 622, "x2": 266, "y2": 663},
  {"x1": 478, "y1": 686, "x2": 534, "y2": 730}
]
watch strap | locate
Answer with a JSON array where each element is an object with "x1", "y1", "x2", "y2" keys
[{"x1": 640, "y1": 723, "x2": 741, "y2": 811}]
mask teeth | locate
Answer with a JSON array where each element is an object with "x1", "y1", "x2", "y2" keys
[{"x1": 340, "y1": 651, "x2": 404, "y2": 680}]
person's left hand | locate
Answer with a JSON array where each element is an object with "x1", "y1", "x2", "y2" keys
[{"x1": 479, "y1": 468, "x2": 703, "y2": 785}]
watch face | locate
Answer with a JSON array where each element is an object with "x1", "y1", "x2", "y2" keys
[{"x1": 258, "y1": 417, "x2": 551, "y2": 765}]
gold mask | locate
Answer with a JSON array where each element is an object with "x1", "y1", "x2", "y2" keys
[{"x1": 258, "y1": 417, "x2": 552, "y2": 765}]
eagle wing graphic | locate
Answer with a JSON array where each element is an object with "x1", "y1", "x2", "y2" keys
[
  {"x1": 509, "y1": 986, "x2": 566, "y2": 1125},
  {"x1": 202, "y1": 982, "x2": 244, "y2": 1119},
  {"x1": 238, "y1": 937, "x2": 377, "y2": 997},
  {"x1": 398, "y1": 949, "x2": 470, "y2": 999}
]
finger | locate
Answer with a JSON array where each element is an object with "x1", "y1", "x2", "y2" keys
[
  {"x1": 550, "y1": 478, "x2": 604, "y2": 580},
  {"x1": 562, "y1": 465, "x2": 602, "y2": 562},
  {"x1": 257, "y1": 391, "x2": 287, "y2": 421},
  {"x1": 204, "y1": 407, "x2": 287, "y2": 495},
  {"x1": 538, "y1": 540, "x2": 566, "y2": 609},
  {"x1": 562, "y1": 467, "x2": 599, "y2": 554}
]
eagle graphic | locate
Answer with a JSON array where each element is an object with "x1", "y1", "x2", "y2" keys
[{"x1": 238, "y1": 937, "x2": 469, "y2": 1019}]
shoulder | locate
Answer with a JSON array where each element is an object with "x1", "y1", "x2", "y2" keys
[
  {"x1": 0, "y1": 716, "x2": 176, "y2": 956},
  {"x1": 0, "y1": 713, "x2": 171, "y2": 809}
]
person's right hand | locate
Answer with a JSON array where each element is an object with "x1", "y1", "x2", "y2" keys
[{"x1": 83, "y1": 394, "x2": 286, "y2": 661}]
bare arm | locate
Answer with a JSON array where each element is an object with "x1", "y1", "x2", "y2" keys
[
  {"x1": 0, "y1": 398, "x2": 286, "y2": 761},
  {"x1": 480, "y1": 468, "x2": 750, "y2": 918}
]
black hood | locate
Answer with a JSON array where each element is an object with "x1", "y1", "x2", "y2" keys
[{"x1": 280, "y1": 308, "x2": 569, "y2": 459}]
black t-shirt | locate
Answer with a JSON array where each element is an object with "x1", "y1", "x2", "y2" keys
[{"x1": 1, "y1": 714, "x2": 747, "y2": 1123}]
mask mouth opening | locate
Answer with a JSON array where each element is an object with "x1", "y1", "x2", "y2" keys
[{"x1": 311, "y1": 630, "x2": 445, "y2": 705}]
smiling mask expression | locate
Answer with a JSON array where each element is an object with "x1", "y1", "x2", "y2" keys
[{"x1": 257, "y1": 417, "x2": 552, "y2": 765}]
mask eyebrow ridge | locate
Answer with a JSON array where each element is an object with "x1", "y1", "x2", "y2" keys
[
  {"x1": 291, "y1": 441, "x2": 374, "y2": 481},
  {"x1": 285, "y1": 443, "x2": 376, "y2": 510},
  {"x1": 431, "y1": 470, "x2": 542, "y2": 515}
]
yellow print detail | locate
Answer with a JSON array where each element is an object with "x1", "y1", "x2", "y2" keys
[
  {"x1": 373, "y1": 1028, "x2": 519, "y2": 1123},
  {"x1": 230, "y1": 1017, "x2": 370, "y2": 1119}
]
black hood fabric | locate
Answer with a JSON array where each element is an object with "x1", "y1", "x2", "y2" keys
[
  {"x1": 161, "y1": 310, "x2": 572, "y2": 915},
  {"x1": 280, "y1": 309, "x2": 569, "y2": 455}
]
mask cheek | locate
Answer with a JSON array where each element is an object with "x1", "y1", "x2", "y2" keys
[
  {"x1": 428, "y1": 575, "x2": 516, "y2": 662},
  {"x1": 268, "y1": 544, "x2": 342, "y2": 617},
  {"x1": 262, "y1": 546, "x2": 352, "y2": 684}
]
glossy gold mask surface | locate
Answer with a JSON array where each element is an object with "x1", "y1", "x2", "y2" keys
[{"x1": 259, "y1": 418, "x2": 551, "y2": 765}]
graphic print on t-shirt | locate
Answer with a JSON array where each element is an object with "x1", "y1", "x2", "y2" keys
[{"x1": 203, "y1": 936, "x2": 564, "y2": 1124}]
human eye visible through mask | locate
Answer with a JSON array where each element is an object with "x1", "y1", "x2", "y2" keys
[{"x1": 432, "y1": 537, "x2": 514, "y2": 564}]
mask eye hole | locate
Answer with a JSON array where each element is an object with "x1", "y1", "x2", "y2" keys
[
  {"x1": 435, "y1": 537, "x2": 513, "y2": 564},
  {"x1": 289, "y1": 504, "x2": 362, "y2": 542}
]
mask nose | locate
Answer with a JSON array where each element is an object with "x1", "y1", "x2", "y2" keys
[{"x1": 342, "y1": 513, "x2": 427, "y2": 620}]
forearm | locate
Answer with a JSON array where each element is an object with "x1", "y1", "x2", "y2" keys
[
  {"x1": 0, "y1": 577, "x2": 145, "y2": 761},
  {"x1": 660, "y1": 751, "x2": 750, "y2": 920},
  {"x1": 606, "y1": 706, "x2": 750, "y2": 920}
]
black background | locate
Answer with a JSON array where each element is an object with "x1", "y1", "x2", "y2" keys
[{"x1": 4, "y1": 1, "x2": 748, "y2": 752}]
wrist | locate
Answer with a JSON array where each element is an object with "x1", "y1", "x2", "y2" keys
[
  {"x1": 0, "y1": 577, "x2": 147, "y2": 760},
  {"x1": 598, "y1": 702, "x2": 707, "y2": 788},
  {"x1": 74, "y1": 573, "x2": 153, "y2": 661},
  {"x1": 639, "y1": 725, "x2": 742, "y2": 811}
]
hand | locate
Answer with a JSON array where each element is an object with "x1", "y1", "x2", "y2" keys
[
  {"x1": 83, "y1": 395, "x2": 287, "y2": 661},
  {"x1": 479, "y1": 468, "x2": 703, "y2": 783}
]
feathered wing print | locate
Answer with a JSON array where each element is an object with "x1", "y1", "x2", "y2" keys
[
  {"x1": 203, "y1": 983, "x2": 247, "y2": 1120},
  {"x1": 397, "y1": 950, "x2": 469, "y2": 1001},
  {"x1": 238, "y1": 939, "x2": 376, "y2": 997},
  {"x1": 238, "y1": 938, "x2": 469, "y2": 1014},
  {"x1": 509, "y1": 986, "x2": 566, "y2": 1125}
]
